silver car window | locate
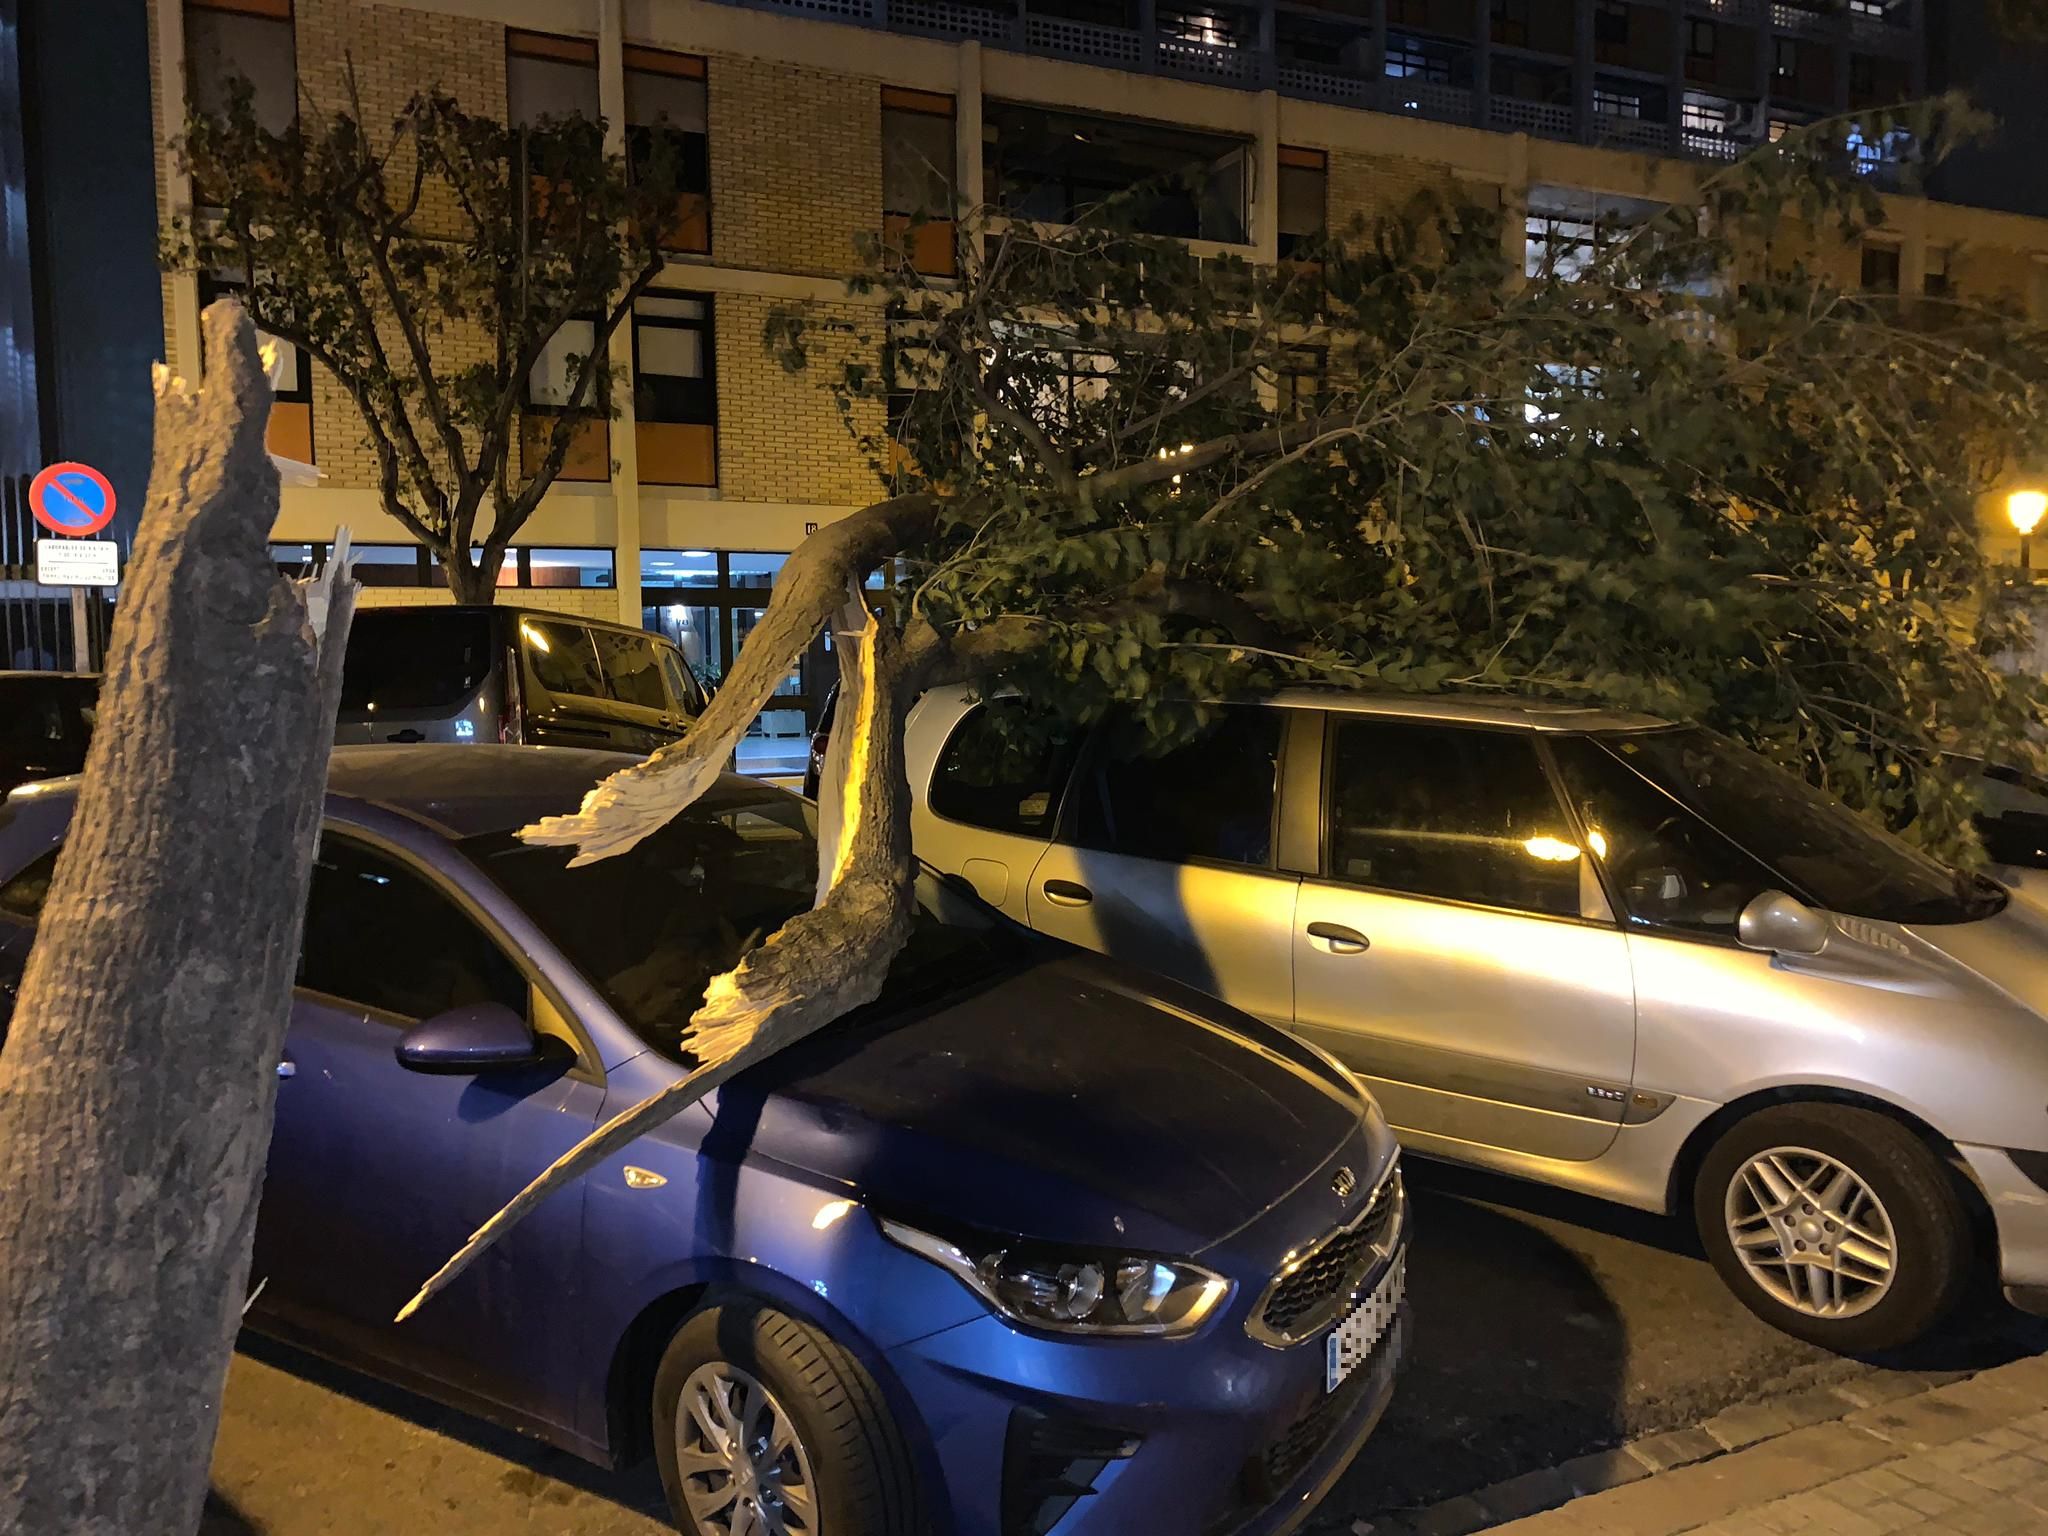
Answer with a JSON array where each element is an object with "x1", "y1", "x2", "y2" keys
[{"x1": 1074, "y1": 708, "x2": 1280, "y2": 868}]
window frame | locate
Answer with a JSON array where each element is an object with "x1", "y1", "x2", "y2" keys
[
  {"x1": 1310, "y1": 713, "x2": 1620, "y2": 928},
  {"x1": 925, "y1": 702, "x2": 1084, "y2": 843},
  {"x1": 1061, "y1": 705, "x2": 1288, "y2": 875},
  {"x1": 184, "y1": 0, "x2": 298, "y2": 138},
  {"x1": 632, "y1": 292, "x2": 717, "y2": 427},
  {"x1": 308, "y1": 824, "x2": 603, "y2": 1075}
]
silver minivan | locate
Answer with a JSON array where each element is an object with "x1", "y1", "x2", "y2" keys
[{"x1": 903, "y1": 685, "x2": 2048, "y2": 1351}]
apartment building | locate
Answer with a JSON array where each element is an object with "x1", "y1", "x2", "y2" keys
[{"x1": 149, "y1": 0, "x2": 2048, "y2": 756}]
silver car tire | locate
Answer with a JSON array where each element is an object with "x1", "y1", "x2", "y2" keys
[
  {"x1": 1695, "y1": 1103, "x2": 1971, "y2": 1354},
  {"x1": 651, "y1": 1299, "x2": 919, "y2": 1536}
]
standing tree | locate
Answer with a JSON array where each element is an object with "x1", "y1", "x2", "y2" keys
[
  {"x1": 0, "y1": 301, "x2": 357, "y2": 1534},
  {"x1": 166, "y1": 79, "x2": 689, "y2": 600},
  {"x1": 403, "y1": 98, "x2": 2048, "y2": 1314}
]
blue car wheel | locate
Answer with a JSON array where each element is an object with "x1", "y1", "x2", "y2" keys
[{"x1": 652, "y1": 1300, "x2": 919, "y2": 1536}]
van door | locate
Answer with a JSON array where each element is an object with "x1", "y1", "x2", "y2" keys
[
  {"x1": 518, "y1": 618, "x2": 662, "y2": 753},
  {"x1": 1291, "y1": 715, "x2": 1636, "y2": 1163},
  {"x1": 906, "y1": 698, "x2": 1081, "y2": 924},
  {"x1": 1025, "y1": 707, "x2": 1298, "y2": 1029},
  {"x1": 335, "y1": 609, "x2": 501, "y2": 745}
]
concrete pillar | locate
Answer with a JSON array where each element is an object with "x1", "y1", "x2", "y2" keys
[
  {"x1": 957, "y1": 38, "x2": 985, "y2": 267},
  {"x1": 1500, "y1": 130, "x2": 1530, "y2": 278},
  {"x1": 1252, "y1": 89, "x2": 1280, "y2": 264},
  {"x1": 157, "y1": 0, "x2": 202, "y2": 382},
  {"x1": 598, "y1": 0, "x2": 643, "y2": 626},
  {"x1": 1573, "y1": 0, "x2": 1595, "y2": 140}
]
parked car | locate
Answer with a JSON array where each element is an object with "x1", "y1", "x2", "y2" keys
[
  {"x1": 901, "y1": 685, "x2": 2048, "y2": 1352},
  {"x1": 0, "y1": 672, "x2": 96, "y2": 798},
  {"x1": 0, "y1": 747, "x2": 1408, "y2": 1535},
  {"x1": 802, "y1": 682, "x2": 838, "y2": 799},
  {"x1": 336, "y1": 606, "x2": 706, "y2": 753}
]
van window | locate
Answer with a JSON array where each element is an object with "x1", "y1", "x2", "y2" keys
[
  {"x1": 1074, "y1": 709, "x2": 1280, "y2": 867},
  {"x1": 930, "y1": 705, "x2": 1079, "y2": 837},
  {"x1": 340, "y1": 610, "x2": 495, "y2": 713},
  {"x1": 519, "y1": 618, "x2": 608, "y2": 702},
  {"x1": 658, "y1": 645, "x2": 705, "y2": 717},
  {"x1": 591, "y1": 629, "x2": 669, "y2": 711},
  {"x1": 1326, "y1": 718, "x2": 1583, "y2": 917},
  {"x1": 0, "y1": 848, "x2": 59, "y2": 922}
]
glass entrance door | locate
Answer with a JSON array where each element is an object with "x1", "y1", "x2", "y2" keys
[{"x1": 642, "y1": 549, "x2": 831, "y2": 778}]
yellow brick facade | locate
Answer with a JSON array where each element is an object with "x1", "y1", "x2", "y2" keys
[
  {"x1": 146, "y1": 0, "x2": 2048, "y2": 593},
  {"x1": 708, "y1": 56, "x2": 883, "y2": 279}
]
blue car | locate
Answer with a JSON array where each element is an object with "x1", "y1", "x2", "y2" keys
[{"x1": 0, "y1": 746, "x2": 1408, "y2": 1536}]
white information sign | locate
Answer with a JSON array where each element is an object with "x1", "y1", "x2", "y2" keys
[{"x1": 36, "y1": 538, "x2": 120, "y2": 588}]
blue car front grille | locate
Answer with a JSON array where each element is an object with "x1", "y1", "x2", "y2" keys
[{"x1": 1253, "y1": 1166, "x2": 1404, "y2": 1345}]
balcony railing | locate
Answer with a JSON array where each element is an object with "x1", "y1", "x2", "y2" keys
[
  {"x1": 1491, "y1": 97, "x2": 1574, "y2": 138},
  {"x1": 1025, "y1": 11, "x2": 1145, "y2": 64},
  {"x1": 708, "y1": 0, "x2": 1918, "y2": 171},
  {"x1": 1386, "y1": 80, "x2": 1476, "y2": 125},
  {"x1": 1590, "y1": 116, "x2": 1672, "y2": 153}
]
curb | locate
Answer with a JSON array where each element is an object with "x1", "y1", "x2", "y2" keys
[{"x1": 1350, "y1": 1366, "x2": 1981, "y2": 1536}]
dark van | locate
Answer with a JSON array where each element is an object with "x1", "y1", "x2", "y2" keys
[{"x1": 334, "y1": 607, "x2": 706, "y2": 753}]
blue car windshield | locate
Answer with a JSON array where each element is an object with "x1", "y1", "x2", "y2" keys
[{"x1": 461, "y1": 782, "x2": 1024, "y2": 1061}]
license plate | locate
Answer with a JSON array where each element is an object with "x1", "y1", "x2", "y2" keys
[{"x1": 1325, "y1": 1253, "x2": 1405, "y2": 1394}]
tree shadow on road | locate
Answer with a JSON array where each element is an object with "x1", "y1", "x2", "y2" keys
[
  {"x1": 1314, "y1": 1178, "x2": 1632, "y2": 1526},
  {"x1": 199, "y1": 1490, "x2": 263, "y2": 1536}
]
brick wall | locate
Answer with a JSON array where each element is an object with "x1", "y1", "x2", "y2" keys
[
  {"x1": 1326, "y1": 151, "x2": 1460, "y2": 238},
  {"x1": 709, "y1": 56, "x2": 881, "y2": 278},
  {"x1": 1952, "y1": 244, "x2": 2041, "y2": 313},
  {"x1": 715, "y1": 293, "x2": 884, "y2": 507}
]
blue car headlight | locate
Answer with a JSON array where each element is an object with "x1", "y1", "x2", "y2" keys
[{"x1": 879, "y1": 1217, "x2": 1231, "y2": 1337}]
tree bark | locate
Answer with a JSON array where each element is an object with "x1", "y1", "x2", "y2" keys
[{"x1": 0, "y1": 300, "x2": 357, "y2": 1536}]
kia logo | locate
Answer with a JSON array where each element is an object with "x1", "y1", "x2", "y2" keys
[{"x1": 1331, "y1": 1166, "x2": 1356, "y2": 1200}]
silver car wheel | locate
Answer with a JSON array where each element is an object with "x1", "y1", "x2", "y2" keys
[
  {"x1": 1723, "y1": 1145, "x2": 1897, "y2": 1320},
  {"x1": 674, "y1": 1361, "x2": 819, "y2": 1536}
]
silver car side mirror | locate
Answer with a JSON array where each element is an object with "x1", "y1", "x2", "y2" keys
[{"x1": 1736, "y1": 890, "x2": 1829, "y2": 956}]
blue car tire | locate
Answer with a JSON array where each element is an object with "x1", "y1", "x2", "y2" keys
[{"x1": 652, "y1": 1299, "x2": 920, "y2": 1535}]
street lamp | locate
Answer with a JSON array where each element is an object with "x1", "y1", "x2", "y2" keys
[{"x1": 2009, "y1": 490, "x2": 2048, "y2": 581}]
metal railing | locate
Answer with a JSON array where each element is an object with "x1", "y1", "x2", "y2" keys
[{"x1": 0, "y1": 474, "x2": 118, "y2": 673}]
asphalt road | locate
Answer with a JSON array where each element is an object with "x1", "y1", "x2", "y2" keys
[{"x1": 202, "y1": 1158, "x2": 2048, "y2": 1535}]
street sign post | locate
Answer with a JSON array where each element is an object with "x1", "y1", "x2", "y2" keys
[
  {"x1": 28, "y1": 462, "x2": 118, "y2": 538},
  {"x1": 36, "y1": 539, "x2": 120, "y2": 588}
]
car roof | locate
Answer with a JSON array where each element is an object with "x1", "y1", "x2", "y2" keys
[
  {"x1": 323, "y1": 745, "x2": 735, "y2": 838},
  {"x1": 1258, "y1": 687, "x2": 1672, "y2": 733},
  {"x1": 5, "y1": 747, "x2": 762, "y2": 842},
  {"x1": 347, "y1": 605, "x2": 656, "y2": 640}
]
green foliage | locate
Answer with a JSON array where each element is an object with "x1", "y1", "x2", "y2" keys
[
  {"x1": 788, "y1": 95, "x2": 2048, "y2": 861},
  {"x1": 163, "y1": 73, "x2": 688, "y2": 599}
]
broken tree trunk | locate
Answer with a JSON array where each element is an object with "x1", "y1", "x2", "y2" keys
[
  {"x1": 0, "y1": 300, "x2": 358, "y2": 1536},
  {"x1": 399, "y1": 597, "x2": 924, "y2": 1320}
]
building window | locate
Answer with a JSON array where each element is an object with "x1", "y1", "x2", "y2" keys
[
  {"x1": 1491, "y1": 0, "x2": 1529, "y2": 48},
  {"x1": 1923, "y1": 247, "x2": 1952, "y2": 300},
  {"x1": 1681, "y1": 95, "x2": 1731, "y2": 136},
  {"x1": 1687, "y1": 19, "x2": 1715, "y2": 64},
  {"x1": 1594, "y1": 2, "x2": 1629, "y2": 47},
  {"x1": 507, "y1": 29, "x2": 599, "y2": 121},
  {"x1": 882, "y1": 88, "x2": 958, "y2": 277},
  {"x1": 1277, "y1": 146, "x2": 1327, "y2": 263},
  {"x1": 523, "y1": 316, "x2": 610, "y2": 482},
  {"x1": 273, "y1": 542, "x2": 612, "y2": 589},
  {"x1": 624, "y1": 48, "x2": 710, "y2": 255},
  {"x1": 983, "y1": 101, "x2": 1250, "y2": 245},
  {"x1": 633, "y1": 293, "x2": 717, "y2": 488},
  {"x1": 1774, "y1": 38, "x2": 1797, "y2": 78},
  {"x1": 1384, "y1": 35, "x2": 1454, "y2": 83},
  {"x1": 1860, "y1": 242, "x2": 1901, "y2": 293},
  {"x1": 1273, "y1": 346, "x2": 1325, "y2": 419},
  {"x1": 1526, "y1": 213, "x2": 1621, "y2": 281},
  {"x1": 185, "y1": 0, "x2": 296, "y2": 135},
  {"x1": 1848, "y1": 0, "x2": 1890, "y2": 16},
  {"x1": 1593, "y1": 87, "x2": 1642, "y2": 119},
  {"x1": 198, "y1": 273, "x2": 312, "y2": 465}
]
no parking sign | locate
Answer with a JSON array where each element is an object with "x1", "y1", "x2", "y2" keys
[{"x1": 28, "y1": 462, "x2": 118, "y2": 538}]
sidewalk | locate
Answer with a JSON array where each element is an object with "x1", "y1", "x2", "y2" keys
[{"x1": 1483, "y1": 1354, "x2": 2048, "y2": 1536}]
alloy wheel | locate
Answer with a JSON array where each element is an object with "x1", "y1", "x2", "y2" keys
[
  {"x1": 674, "y1": 1361, "x2": 819, "y2": 1536},
  {"x1": 1723, "y1": 1145, "x2": 1896, "y2": 1320}
]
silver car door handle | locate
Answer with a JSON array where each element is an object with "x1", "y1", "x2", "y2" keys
[
  {"x1": 276, "y1": 1058, "x2": 296, "y2": 1079},
  {"x1": 1306, "y1": 921, "x2": 1370, "y2": 955},
  {"x1": 1042, "y1": 878, "x2": 1093, "y2": 907}
]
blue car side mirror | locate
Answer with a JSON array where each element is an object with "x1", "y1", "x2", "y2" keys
[{"x1": 395, "y1": 1002, "x2": 542, "y2": 1073}]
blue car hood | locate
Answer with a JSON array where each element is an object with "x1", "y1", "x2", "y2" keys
[{"x1": 694, "y1": 951, "x2": 1365, "y2": 1256}]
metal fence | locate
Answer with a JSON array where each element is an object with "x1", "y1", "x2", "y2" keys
[{"x1": 0, "y1": 474, "x2": 119, "y2": 673}]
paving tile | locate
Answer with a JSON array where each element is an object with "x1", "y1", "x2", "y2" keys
[
  {"x1": 1626, "y1": 1426, "x2": 1725, "y2": 1474},
  {"x1": 1704, "y1": 1390, "x2": 1859, "y2": 1452}
]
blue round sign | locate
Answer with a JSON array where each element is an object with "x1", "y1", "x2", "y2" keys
[{"x1": 28, "y1": 462, "x2": 117, "y2": 538}]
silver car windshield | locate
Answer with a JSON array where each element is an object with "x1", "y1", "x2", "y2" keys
[{"x1": 1592, "y1": 728, "x2": 2002, "y2": 925}]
